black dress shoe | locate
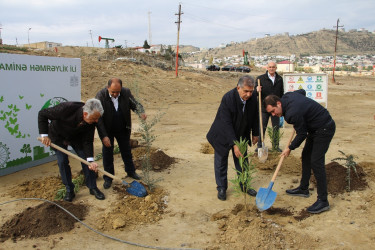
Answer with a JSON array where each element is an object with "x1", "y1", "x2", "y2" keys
[
  {"x1": 127, "y1": 172, "x2": 141, "y2": 180},
  {"x1": 286, "y1": 186, "x2": 310, "y2": 197},
  {"x1": 217, "y1": 189, "x2": 226, "y2": 201},
  {"x1": 64, "y1": 191, "x2": 75, "y2": 202},
  {"x1": 246, "y1": 188, "x2": 257, "y2": 197},
  {"x1": 89, "y1": 187, "x2": 105, "y2": 200},
  {"x1": 103, "y1": 180, "x2": 112, "y2": 189},
  {"x1": 307, "y1": 199, "x2": 330, "y2": 214}
]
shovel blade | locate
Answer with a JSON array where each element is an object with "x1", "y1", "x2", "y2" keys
[
  {"x1": 256, "y1": 182, "x2": 277, "y2": 211},
  {"x1": 126, "y1": 181, "x2": 148, "y2": 197},
  {"x1": 258, "y1": 144, "x2": 268, "y2": 163}
]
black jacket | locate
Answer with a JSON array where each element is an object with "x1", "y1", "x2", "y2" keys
[
  {"x1": 38, "y1": 102, "x2": 96, "y2": 158},
  {"x1": 282, "y1": 89, "x2": 333, "y2": 150},
  {"x1": 96, "y1": 87, "x2": 144, "y2": 139},
  {"x1": 256, "y1": 71, "x2": 284, "y2": 111},
  {"x1": 206, "y1": 88, "x2": 259, "y2": 156}
]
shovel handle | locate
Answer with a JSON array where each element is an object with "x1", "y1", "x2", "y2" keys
[
  {"x1": 270, "y1": 130, "x2": 295, "y2": 182},
  {"x1": 257, "y1": 79, "x2": 264, "y2": 143},
  {"x1": 37, "y1": 137, "x2": 123, "y2": 183}
]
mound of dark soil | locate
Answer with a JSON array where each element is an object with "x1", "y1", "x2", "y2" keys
[
  {"x1": 313, "y1": 162, "x2": 368, "y2": 195},
  {"x1": 133, "y1": 147, "x2": 176, "y2": 172},
  {"x1": 0, "y1": 201, "x2": 88, "y2": 242}
]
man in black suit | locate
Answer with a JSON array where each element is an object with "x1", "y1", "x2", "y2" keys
[
  {"x1": 207, "y1": 75, "x2": 259, "y2": 201},
  {"x1": 256, "y1": 61, "x2": 284, "y2": 152},
  {"x1": 265, "y1": 90, "x2": 336, "y2": 214},
  {"x1": 38, "y1": 98, "x2": 105, "y2": 202},
  {"x1": 96, "y1": 78, "x2": 146, "y2": 189}
]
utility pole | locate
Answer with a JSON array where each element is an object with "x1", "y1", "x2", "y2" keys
[
  {"x1": 148, "y1": 11, "x2": 152, "y2": 47},
  {"x1": 175, "y1": 3, "x2": 183, "y2": 77},
  {"x1": 125, "y1": 40, "x2": 127, "y2": 48},
  {"x1": 0, "y1": 23, "x2": 3, "y2": 45},
  {"x1": 28, "y1": 27, "x2": 31, "y2": 48},
  {"x1": 89, "y1": 30, "x2": 94, "y2": 47},
  {"x1": 332, "y1": 19, "x2": 343, "y2": 83}
]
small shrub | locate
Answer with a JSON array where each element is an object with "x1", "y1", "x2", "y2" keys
[
  {"x1": 332, "y1": 150, "x2": 359, "y2": 192},
  {"x1": 55, "y1": 174, "x2": 85, "y2": 200},
  {"x1": 267, "y1": 126, "x2": 283, "y2": 152}
]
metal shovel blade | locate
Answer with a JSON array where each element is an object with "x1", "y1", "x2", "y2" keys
[
  {"x1": 256, "y1": 182, "x2": 277, "y2": 211},
  {"x1": 122, "y1": 180, "x2": 148, "y2": 197},
  {"x1": 258, "y1": 142, "x2": 268, "y2": 163}
]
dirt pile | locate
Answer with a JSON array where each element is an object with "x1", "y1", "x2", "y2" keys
[
  {"x1": 210, "y1": 204, "x2": 317, "y2": 249},
  {"x1": 0, "y1": 201, "x2": 87, "y2": 242},
  {"x1": 132, "y1": 147, "x2": 176, "y2": 172},
  {"x1": 97, "y1": 186, "x2": 168, "y2": 231}
]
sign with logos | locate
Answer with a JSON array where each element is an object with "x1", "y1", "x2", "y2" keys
[
  {"x1": 0, "y1": 53, "x2": 81, "y2": 176},
  {"x1": 283, "y1": 73, "x2": 328, "y2": 107}
]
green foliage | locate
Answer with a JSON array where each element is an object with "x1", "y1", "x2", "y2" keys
[
  {"x1": 267, "y1": 126, "x2": 283, "y2": 152},
  {"x1": 55, "y1": 174, "x2": 85, "y2": 200},
  {"x1": 332, "y1": 150, "x2": 359, "y2": 192},
  {"x1": 20, "y1": 144, "x2": 32, "y2": 156},
  {"x1": 94, "y1": 144, "x2": 120, "y2": 161},
  {"x1": 0, "y1": 45, "x2": 28, "y2": 52},
  {"x1": 230, "y1": 137, "x2": 257, "y2": 210}
]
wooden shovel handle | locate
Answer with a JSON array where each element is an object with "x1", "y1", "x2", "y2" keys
[
  {"x1": 270, "y1": 130, "x2": 295, "y2": 182},
  {"x1": 37, "y1": 137, "x2": 123, "y2": 183},
  {"x1": 258, "y1": 79, "x2": 264, "y2": 143}
]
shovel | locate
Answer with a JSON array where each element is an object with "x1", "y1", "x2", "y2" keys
[
  {"x1": 37, "y1": 138, "x2": 147, "y2": 197},
  {"x1": 257, "y1": 79, "x2": 268, "y2": 163},
  {"x1": 255, "y1": 130, "x2": 295, "y2": 211}
]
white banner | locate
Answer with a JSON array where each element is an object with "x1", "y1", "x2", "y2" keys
[
  {"x1": 283, "y1": 73, "x2": 328, "y2": 107},
  {"x1": 0, "y1": 53, "x2": 81, "y2": 176}
]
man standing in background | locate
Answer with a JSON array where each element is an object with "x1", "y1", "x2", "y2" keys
[
  {"x1": 255, "y1": 61, "x2": 284, "y2": 152},
  {"x1": 96, "y1": 78, "x2": 146, "y2": 190}
]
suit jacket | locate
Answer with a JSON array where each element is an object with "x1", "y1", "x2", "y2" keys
[
  {"x1": 256, "y1": 71, "x2": 284, "y2": 111},
  {"x1": 38, "y1": 102, "x2": 96, "y2": 158},
  {"x1": 96, "y1": 86, "x2": 144, "y2": 139},
  {"x1": 206, "y1": 88, "x2": 259, "y2": 156}
]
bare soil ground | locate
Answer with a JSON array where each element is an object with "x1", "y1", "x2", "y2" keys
[{"x1": 1, "y1": 48, "x2": 375, "y2": 249}]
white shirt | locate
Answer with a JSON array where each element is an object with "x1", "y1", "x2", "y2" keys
[
  {"x1": 268, "y1": 72, "x2": 276, "y2": 85},
  {"x1": 109, "y1": 93, "x2": 120, "y2": 111}
]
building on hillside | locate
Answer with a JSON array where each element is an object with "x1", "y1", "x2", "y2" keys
[
  {"x1": 19, "y1": 41, "x2": 62, "y2": 49},
  {"x1": 277, "y1": 60, "x2": 294, "y2": 72}
]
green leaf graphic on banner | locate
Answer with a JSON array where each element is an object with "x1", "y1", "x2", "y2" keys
[
  {"x1": 0, "y1": 96, "x2": 4, "y2": 102},
  {"x1": 18, "y1": 95, "x2": 24, "y2": 100},
  {"x1": 13, "y1": 105, "x2": 20, "y2": 112},
  {"x1": 9, "y1": 117, "x2": 17, "y2": 124},
  {"x1": 26, "y1": 104, "x2": 32, "y2": 110},
  {"x1": 5, "y1": 121, "x2": 9, "y2": 128},
  {"x1": 16, "y1": 131, "x2": 22, "y2": 138},
  {"x1": 8, "y1": 104, "x2": 13, "y2": 109},
  {"x1": 40, "y1": 93, "x2": 44, "y2": 97},
  {"x1": 5, "y1": 111, "x2": 12, "y2": 116},
  {"x1": 0, "y1": 113, "x2": 5, "y2": 121}
]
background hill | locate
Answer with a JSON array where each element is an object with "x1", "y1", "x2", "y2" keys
[{"x1": 184, "y1": 29, "x2": 375, "y2": 61}]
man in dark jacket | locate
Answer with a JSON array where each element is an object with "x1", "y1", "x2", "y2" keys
[
  {"x1": 265, "y1": 89, "x2": 336, "y2": 214},
  {"x1": 38, "y1": 98, "x2": 105, "y2": 202},
  {"x1": 96, "y1": 78, "x2": 146, "y2": 189},
  {"x1": 256, "y1": 61, "x2": 284, "y2": 152},
  {"x1": 207, "y1": 75, "x2": 259, "y2": 201}
]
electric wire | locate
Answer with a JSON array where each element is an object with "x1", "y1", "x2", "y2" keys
[{"x1": 0, "y1": 198, "x2": 200, "y2": 250}]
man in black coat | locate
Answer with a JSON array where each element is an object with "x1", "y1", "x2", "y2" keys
[
  {"x1": 207, "y1": 75, "x2": 259, "y2": 201},
  {"x1": 255, "y1": 61, "x2": 284, "y2": 152},
  {"x1": 38, "y1": 98, "x2": 105, "y2": 202},
  {"x1": 265, "y1": 89, "x2": 336, "y2": 214},
  {"x1": 96, "y1": 78, "x2": 146, "y2": 189}
]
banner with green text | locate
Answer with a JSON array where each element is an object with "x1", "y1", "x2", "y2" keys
[{"x1": 0, "y1": 53, "x2": 81, "y2": 176}]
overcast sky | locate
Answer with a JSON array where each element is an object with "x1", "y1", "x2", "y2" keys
[{"x1": 0, "y1": 0, "x2": 374, "y2": 48}]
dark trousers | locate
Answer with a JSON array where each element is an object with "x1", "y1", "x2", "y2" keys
[
  {"x1": 214, "y1": 148, "x2": 247, "y2": 191},
  {"x1": 102, "y1": 132, "x2": 136, "y2": 182},
  {"x1": 257, "y1": 111, "x2": 280, "y2": 148},
  {"x1": 55, "y1": 145, "x2": 97, "y2": 192},
  {"x1": 300, "y1": 120, "x2": 336, "y2": 201}
]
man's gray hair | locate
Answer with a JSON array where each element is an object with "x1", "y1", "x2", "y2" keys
[
  {"x1": 237, "y1": 75, "x2": 255, "y2": 88},
  {"x1": 83, "y1": 98, "x2": 104, "y2": 116}
]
